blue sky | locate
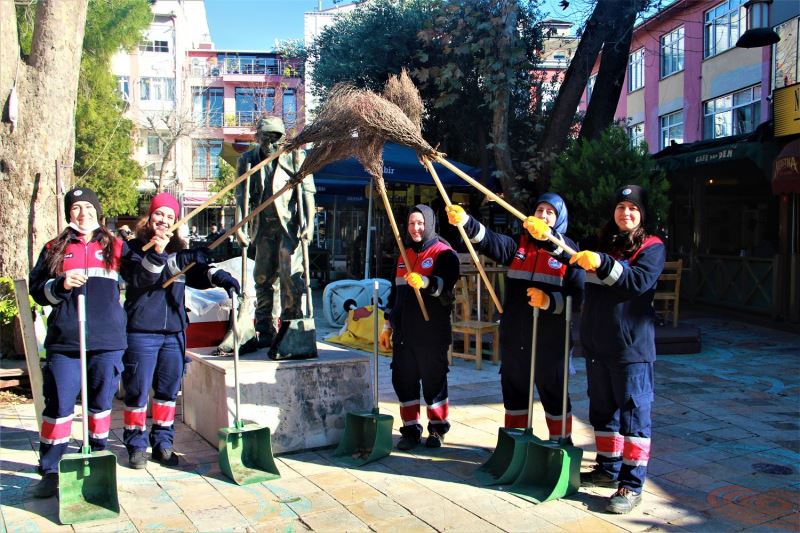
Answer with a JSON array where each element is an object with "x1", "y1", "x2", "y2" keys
[{"x1": 205, "y1": 0, "x2": 586, "y2": 51}]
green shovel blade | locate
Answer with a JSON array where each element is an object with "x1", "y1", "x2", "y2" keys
[
  {"x1": 333, "y1": 410, "x2": 394, "y2": 467},
  {"x1": 509, "y1": 439, "x2": 583, "y2": 504},
  {"x1": 58, "y1": 450, "x2": 119, "y2": 524},
  {"x1": 218, "y1": 423, "x2": 281, "y2": 485}
]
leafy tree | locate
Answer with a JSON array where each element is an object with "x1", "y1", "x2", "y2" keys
[
  {"x1": 73, "y1": 0, "x2": 151, "y2": 217},
  {"x1": 209, "y1": 157, "x2": 237, "y2": 206},
  {"x1": 551, "y1": 125, "x2": 669, "y2": 242}
]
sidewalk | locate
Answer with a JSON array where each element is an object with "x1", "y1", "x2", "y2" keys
[{"x1": 1, "y1": 312, "x2": 798, "y2": 532}]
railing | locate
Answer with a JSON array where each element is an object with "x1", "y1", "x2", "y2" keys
[
  {"x1": 189, "y1": 58, "x2": 303, "y2": 78},
  {"x1": 195, "y1": 112, "x2": 223, "y2": 128},
  {"x1": 686, "y1": 254, "x2": 779, "y2": 317},
  {"x1": 235, "y1": 111, "x2": 257, "y2": 127}
]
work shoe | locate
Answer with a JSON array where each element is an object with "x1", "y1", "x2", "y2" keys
[
  {"x1": 425, "y1": 432, "x2": 444, "y2": 448},
  {"x1": 152, "y1": 447, "x2": 179, "y2": 466},
  {"x1": 129, "y1": 450, "x2": 148, "y2": 470},
  {"x1": 396, "y1": 436, "x2": 421, "y2": 451},
  {"x1": 580, "y1": 465, "x2": 617, "y2": 488},
  {"x1": 31, "y1": 473, "x2": 58, "y2": 498},
  {"x1": 606, "y1": 487, "x2": 642, "y2": 514}
]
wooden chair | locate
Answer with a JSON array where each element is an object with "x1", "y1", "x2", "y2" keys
[
  {"x1": 449, "y1": 277, "x2": 499, "y2": 370},
  {"x1": 654, "y1": 259, "x2": 683, "y2": 327}
]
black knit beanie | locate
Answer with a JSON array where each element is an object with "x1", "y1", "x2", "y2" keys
[
  {"x1": 64, "y1": 187, "x2": 102, "y2": 222},
  {"x1": 614, "y1": 185, "x2": 647, "y2": 223}
]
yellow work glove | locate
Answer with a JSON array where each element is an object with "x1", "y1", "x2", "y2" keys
[
  {"x1": 404, "y1": 272, "x2": 430, "y2": 289},
  {"x1": 379, "y1": 325, "x2": 393, "y2": 351},
  {"x1": 446, "y1": 205, "x2": 468, "y2": 227},
  {"x1": 526, "y1": 287, "x2": 550, "y2": 309},
  {"x1": 570, "y1": 250, "x2": 602, "y2": 271},
  {"x1": 523, "y1": 216, "x2": 550, "y2": 241}
]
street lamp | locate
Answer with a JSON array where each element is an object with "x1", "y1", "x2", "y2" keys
[{"x1": 736, "y1": 0, "x2": 780, "y2": 48}]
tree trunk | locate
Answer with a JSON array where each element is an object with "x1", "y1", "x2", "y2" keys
[
  {"x1": 491, "y1": 0, "x2": 525, "y2": 209},
  {"x1": 0, "y1": 0, "x2": 89, "y2": 279},
  {"x1": 536, "y1": 0, "x2": 615, "y2": 190},
  {"x1": 580, "y1": 0, "x2": 641, "y2": 141}
]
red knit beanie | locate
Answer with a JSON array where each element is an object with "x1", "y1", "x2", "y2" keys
[{"x1": 148, "y1": 192, "x2": 180, "y2": 217}]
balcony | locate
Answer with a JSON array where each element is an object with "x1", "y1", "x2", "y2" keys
[{"x1": 189, "y1": 58, "x2": 303, "y2": 79}]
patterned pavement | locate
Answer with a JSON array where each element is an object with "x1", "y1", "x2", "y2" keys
[{"x1": 1, "y1": 312, "x2": 798, "y2": 532}]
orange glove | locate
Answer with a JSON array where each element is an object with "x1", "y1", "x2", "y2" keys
[
  {"x1": 404, "y1": 272, "x2": 429, "y2": 289},
  {"x1": 446, "y1": 205, "x2": 468, "y2": 227},
  {"x1": 526, "y1": 287, "x2": 550, "y2": 309},
  {"x1": 570, "y1": 250, "x2": 601, "y2": 271},
  {"x1": 378, "y1": 325, "x2": 393, "y2": 351},
  {"x1": 523, "y1": 216, "x2": 550, "y2": 241}
]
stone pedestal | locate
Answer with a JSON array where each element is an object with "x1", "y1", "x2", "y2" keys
[{"x1": 183, "y1": 342, "x2": 372, "y2": 454}]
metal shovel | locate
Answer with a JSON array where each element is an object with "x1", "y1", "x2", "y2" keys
[
  {"x1": 333, "y1": 281, "x2": 394, "y2": 466},
  {"x1": 218, "y1": 289, "x2": 280, "y2": 484},
  {"x1": 510, "y1": 296, "x2": 584, "y2": 503},
  {"x1": 475, "y1": 307, "x2": 548, "y2": 485},
  {"x1": 58, "y1": 294, "x2": 119, "y2": 524}
]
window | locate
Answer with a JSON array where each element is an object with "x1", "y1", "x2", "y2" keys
[
  {"x1": 628, "y1": 49, "x2": 644, "y2": 92},
  {"x1": 628, "y1": 123, "x2": 645, "y2": 148},
  {"x1": 234, "y1": 87, "x2": 275, "y2": 126},
  {"x1": 660, "y1": 111, "x2": 683, "y2": 149},
  {"x1": 586, "y1": 74, "x2": 597, "y2": 104},
  {"x1": 139, "y1": 77, "x2": 175, "y2": 102},
  {"x1": 116, "y1": 76, "x2": 129, "y2": 101},
  {"x1": 146, "y1": 135, "x2": 165, "y2": 156},
  {"x1": 192, "y1": 140, "x2": 223, "y2": 179},
  {"x1": 192, "y1": 87, "x2": 224, "y2": 127},
  {"x1": 139, "y1": 40, "x2": 169, "y2": 53},
  {"x1": 704, "y1": 0, "x2": 747, "y2": 58},
  {"x1": 774, "y1": 17, "x2": 799, "y2": 89},
  {"x1": 283, "y1": 88, "x2": 297, "y2": 127},
  {"x1": 661, "y1": 27, "x2": 684, "y2": 77},
  {"x1": 703, "y1": 85, "x2": 761, "y2": 139}
]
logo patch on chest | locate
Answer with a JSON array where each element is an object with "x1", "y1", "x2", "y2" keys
[
  {"x1": 95, "y1": 250, "x2": 104, "y2": 261},
  {"x1": 421, "y1": 258, "x2": 433, "y2": 269},
  {"x1": 548, "y1": 257, "x2": 561, "y2": 269},
  {"x1": 65, "y1": 253, "x2": 74, "y2": 259},
  {"x1": 514, "y1": 249, "x2": 526, "y2": 261}
]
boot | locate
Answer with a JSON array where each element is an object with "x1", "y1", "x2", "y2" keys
[{"x1": 31, "y1": 473, "x2": 58, "y2": 498}]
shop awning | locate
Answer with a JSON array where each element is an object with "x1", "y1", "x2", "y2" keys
[
  {"x1": 654, "y1": 134, "x2": 777, "y2": 175},
  {"x1": 773, "y1": 138, "x2": 800, "y2": 194}
]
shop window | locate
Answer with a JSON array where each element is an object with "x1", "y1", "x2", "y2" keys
[
  {"x1": 704, "y1": 0, "x2": 747, "y2": 58},
  {"x1": 629, "y1": 48, "x2": 645, "y2": 92},
  {"x1": 703, "y1": 85, "x2": 760, "y2": 139},
  {"x1": 661, "y1": 26, "x2": 684, "y2": 78},
  {"x1": 660, "y1": 111, "x2": 683, "y2": 149}
]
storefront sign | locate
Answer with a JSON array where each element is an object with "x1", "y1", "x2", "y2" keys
[
  {"x1": 694, "y1": 148, "x2": 735, "y2": 164},
  {"x1": 774, "y1": 83, "x2": 800, "y2": 137}
]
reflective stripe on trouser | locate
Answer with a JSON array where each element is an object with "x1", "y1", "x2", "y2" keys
[
  {"x1": 391, "y1": 340, "x2": 450, "y2": 439},
  {"x1": 544, "y1": 411, "x2": 572, "y2": 440},
  {"x1": 500, "y1": 341, "x2": 571, "y2": 433},
  {"x1": 39, "y1": 350, "x2": 124, "y2": 474},
  {"x1": 122, "y1": 332, "x2": 185, "y2": 454},
  {"x1": 586, "y1": 358, "x2": 654, "y2": 492}
]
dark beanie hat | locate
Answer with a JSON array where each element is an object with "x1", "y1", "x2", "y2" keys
[
  {"x1": 615, "y1": 184, "x2": 647, "y2": 222},
  {"x1": 64, "y1": 187, "x2": 102, "y2": 222}
]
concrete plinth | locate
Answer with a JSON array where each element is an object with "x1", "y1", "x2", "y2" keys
[{"x1": 183, "y1": 342, "x2": 372, "y2": 454}]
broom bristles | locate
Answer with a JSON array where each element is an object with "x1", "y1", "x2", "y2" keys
[{"x1": 383, "y1": 69, "x2": 423, "y2": 133}]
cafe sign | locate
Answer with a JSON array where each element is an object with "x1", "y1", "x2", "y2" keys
[{"x1": 774, "y1": 83, "x2": 800, "y2": 137}]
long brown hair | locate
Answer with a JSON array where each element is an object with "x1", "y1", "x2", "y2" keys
[
  {"x1": 134, "y1": 216, "x2": 187, "y2": 253},
  {"x1": 597, "y1": 220, "x2": 647, "y2": 259},
  {"x1": 45, "y1": 226, "x2": 117, "y2": 275}
]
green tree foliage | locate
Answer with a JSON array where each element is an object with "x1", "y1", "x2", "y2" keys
[
  {"x1": 551, "y1": 125, "x2": 669, "y2": 241},
  {"x1": 19, "y1": 0, "x2": 150, "y2": 218},
  {"x1": 73, "y1": 0, "x2": 151, "y2": 217},
  {"x1": 310, "y1": 0, "x2": 544, "y2": 202},
  {"x1": 209, "y1": 158, "x2": 237, "y2": 206}
]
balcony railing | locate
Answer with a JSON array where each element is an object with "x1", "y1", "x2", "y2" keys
[
  {"x1": 190, "y1": 58, "x2": 303, "y2": 78},
  {"x1": 195, "y1": 112, "x2": 223, "y2": 128}
]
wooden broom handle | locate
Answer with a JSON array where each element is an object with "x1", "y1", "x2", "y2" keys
[
  {"x1": 143, "y1": 147, "x2": 285, "y2": 251},
  {"x1": 422, "y1": 158, "x2": 503, "y2": 314},
  {"x1": 434, "y1": 155, "x2": 578, "y2": 257},
  {"x1": 162, "y1": 177, "x2": 298, "y2": 288},
  {"x1": 374, "y1": 179, "x2": 429, "y2": 321}
]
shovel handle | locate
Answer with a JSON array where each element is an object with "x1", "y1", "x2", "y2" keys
[
  {"x1": 77, "y1": 294, "x2": 90, "y2": 452},
  {"x1": 527, "y1": 307, "x2": 540, "y2": 431},
  {"x1": 561, "y1": 296, "x2": 572, "y2": 440},
  {"x1": 230, "y1": 289, "x2": 242, "y2": 427}
]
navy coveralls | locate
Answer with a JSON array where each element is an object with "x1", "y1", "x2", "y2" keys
[
  {"x1": 29, "y1": 231, "x2": 129, "y2": 474},
  {"x1": 580, "y1": 236, "x2": 665, "y2": 493},
  {"x1": 461, "y1": 216, "x2": 583, "y2": 438}
]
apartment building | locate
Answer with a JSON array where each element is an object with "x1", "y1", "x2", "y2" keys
[{"x1": 582, "y1": 0, "x2": 799, "y2": 320}]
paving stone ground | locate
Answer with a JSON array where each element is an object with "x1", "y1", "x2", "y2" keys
[{"x1": 1, "y1": 306, "x2": 798, "y2": 532}]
